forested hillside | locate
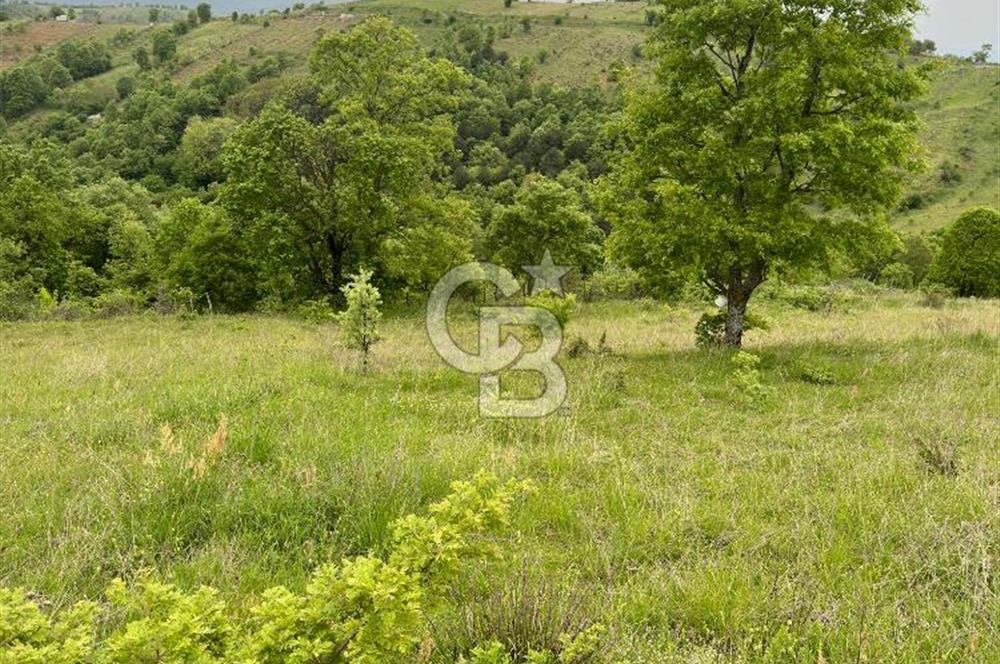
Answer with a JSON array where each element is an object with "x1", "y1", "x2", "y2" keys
[{"x1": 1, "y1": 0, "x2": 997, "y2": 318}]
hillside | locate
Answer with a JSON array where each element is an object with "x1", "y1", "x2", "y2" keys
[{"x1": 2, "y1": 1, "x2": 998, "y2": 231}]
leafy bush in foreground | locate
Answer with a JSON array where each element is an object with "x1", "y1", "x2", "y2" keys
[{"x1": 0, "y1": 473, "x2": 608, "y2": 663}]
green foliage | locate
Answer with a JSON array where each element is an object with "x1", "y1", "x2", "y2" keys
[
  {"x1": 151, "y1": 29, "x2": 177, "y2": 65},
  {"x1": 730, "y1": 351, "x2": 770, "y2": 401},
  {"x1": 879, "y1": 262, "x2": 915, "y2": 290},
  {"x1": 156, "y1": 199, "x2": 258, "y2": 311},
  {"x1": 0, "y1": 64, "x2": 49, "y2": 119},
  {"x1": 895, "y1": 233, "x2": 938, "y2": 285},
  {"x1": 486, "y1": 174, "x2": 603, "y2": 279},
  {"x1": 337, "y1": 269, "x2": 382, "y2": 371},
  {"x1": 380, "y1": 193, "x2": 478, "y2": 294},
  {"x1": 525, "y1": 290, "x2": 577, "y2": 328},
  {"x1": 581, "y1": 263, "x2": 644, "y2": 301},
  {"x1": 598, "y1": 0, "x2": 925, "y2": 345},
  {"x1": 971, "y1": 43, "x2": 992, "y2": 64},
  {"x1": 460, "y1": 624, "x2": 606, "y2": 664},
  {"x1": 0, "y1": 473, "x2": 534, "y2": 663},
  {"x1": 926, "y1": 207, "x2": 1000, "y2": 297},
  {"x1": 197, "y1": 3, "x2": 212, "y2": 24},
  {"x1": 55, "y1": 40, "x2": 112, "y2": 80},
  {"x1": 222, "y1": 17, "x2": 469, "y2": 300},
  {"x1": 173, "y1": 116, "x2": 238, "y2": 188},
  {"x1": 115, "y1": 76, "x2": 136, "y2": 101},
  {"x1": 132, "y1": 46, "x2": 150, "y2": 71},
  {"x1": 799, "y1": 363, "x2": 835, "y2": 386}
]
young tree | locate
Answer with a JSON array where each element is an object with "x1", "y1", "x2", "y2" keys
[
  {"x1": 597, "y1": 0, "x2": 925, "y2": 346},
  {"x1": 132, "y1": 46, "x2": 151, "y2": 71},
  {"x1": 972, "y1": 43, "x2": 993, "y2": 64},
  {"x1": 196, "y1": 3, "x2": 212, "y2": 24},
  {"x1": 486, "y1": 174, "x2": 603, "y2": 281},
  {"x1": 151, "y1": 29, "x2": 177, "y2": 65},
  {"x1": 221, "y1": 17, "x2": 469, "y2": 301},
  {"x1": 337, "y1": 269, "x2": 382, "y2": 372},
  {"x1": 148, "y1": 7, "x2": 160, "y2": 24}
]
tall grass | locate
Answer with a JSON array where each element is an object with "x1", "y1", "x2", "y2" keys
[{"x1": 0, "y1": 293, "x2": 997, "y2": 661}]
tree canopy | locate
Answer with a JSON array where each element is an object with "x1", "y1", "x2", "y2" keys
[{"x1": 598, "y1": 0, "x2": 925, "y2": 345}]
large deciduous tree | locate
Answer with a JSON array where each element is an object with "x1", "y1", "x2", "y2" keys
[
  {"x1": 597, "y1": 0, "x2": 925, "y2": 346},
  {"x1": 221, "y1": 17, "x2": 469, "y2": 302}
]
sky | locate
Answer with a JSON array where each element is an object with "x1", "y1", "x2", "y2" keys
[{"x1": 914, "y1": 0, "x2": 999, "y2": 58}]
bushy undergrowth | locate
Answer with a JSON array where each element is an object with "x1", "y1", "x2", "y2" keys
[{"x1": 0, "y1": 473, "x2": 613, "y2": 663}]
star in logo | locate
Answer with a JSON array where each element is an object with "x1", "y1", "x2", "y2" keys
[{"x1": 522, "y1": 249, "x2": 571, "y2": 296}]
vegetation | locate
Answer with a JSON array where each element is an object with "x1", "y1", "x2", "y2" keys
[
  {"x1": 927, "y1": 207, "x2": 1000, "y2": 297},
  {"x1": 338, "y1": 269, "x2": 383, "y2": 372},
  {"x1": 597, "y1": 0, "x2": 924, "y2": 346},
  {"x1": 0, "y1": 295, "x2": 997, "y2": 660},
  {"x1": 0, "y1": 1, "x2": 998, "y2": 661}
]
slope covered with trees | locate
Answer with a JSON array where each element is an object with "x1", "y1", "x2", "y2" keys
[{"x1": 0, "y1": 1, "x2": 997, "y2": 324}]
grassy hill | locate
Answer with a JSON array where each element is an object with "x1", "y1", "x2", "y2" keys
[
  {"x1": 897, "y1": 58, "x2": 1000, "y2": 232},
  {"x1": 3, "y1": 1, "x2": 998, "y2": 231}
]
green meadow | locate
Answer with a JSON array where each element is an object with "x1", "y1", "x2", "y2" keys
[{"x1": 2, "y1": 291, "x2": 997, "y2": 661}]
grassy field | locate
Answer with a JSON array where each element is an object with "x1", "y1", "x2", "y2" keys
[
  {"x1": 0, "y1": 20, "x2": 122, "y2": 69},
  {"x1": 1, "y1": 292, "x2": 997, "y2": 661}
]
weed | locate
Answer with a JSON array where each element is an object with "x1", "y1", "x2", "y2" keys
[{"x1": 914, "y1": 434, "x2": 960, "y2": 476}]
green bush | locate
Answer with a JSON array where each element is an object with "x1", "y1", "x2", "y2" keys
[
  {"x1": 525, "y1": 290, "x2": 577, "y2": 328},
  {"x1": 0, "y1": 473, "x2": 565, "y2": 663},
  {"x1": 926, "y1": 207, "x2": 1000, "y2": 297},
  {"x1": 879, "y1": 262, "x2": 914, "y2": 290},
  {"x1": 581, "y1": 264, "x2": 644, "y2": 301}
]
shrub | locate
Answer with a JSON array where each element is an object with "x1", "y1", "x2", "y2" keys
[
  {"x1": 896, "y1": 233, "x2": 938, "y2": 285},
  {"x1": 730, "y1": 351, "x2": 770, "y2": 400},
  {"x1": 460, "y1": 624, "x2": 605, "y2": 663},
  {"x1": 760, "y1": 282, "x2": 864, "y2": 312},
  {"x1": 525, "y1": 290, "x2": 576, "y2": 328},
  {"x1": 799, "y1": 364, "x2": 835, "y2": 385},
  {"x1": 581, "y1": 264, "x2": 643, "y2": 301},
  {"x1": 926, "y1": 207, "x2": 1000, "y2": 297},
  {"x1": 0, "y1": 473, "x2": 544, "y2": 662},
  {"x1": 920, "y1": 283, "x2": 952, "y2": 309},
  {"x1": 89, "y1": 289, "x2": 146, "y2": 317},
  {"x1": 879, "y1": 262, "x2": 914, "y2": 290},
  {"x1": 337, "y1": 269, "x2": 382, "y2": 371},
  {"x1": 296, "y1": 298, "x2": 335, "y2": 323}
]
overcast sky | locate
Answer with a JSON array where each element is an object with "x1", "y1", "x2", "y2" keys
[{"x1": 914, "y1": 0, "x2": 999, "y2": 58}]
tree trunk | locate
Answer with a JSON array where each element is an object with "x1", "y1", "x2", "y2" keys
[
  {"x1": 723, "y1": 289, "x2": 749, "y2": 347},
  {"x1": 325, "y1": 232, "x2": 345, "y2": 300}
]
